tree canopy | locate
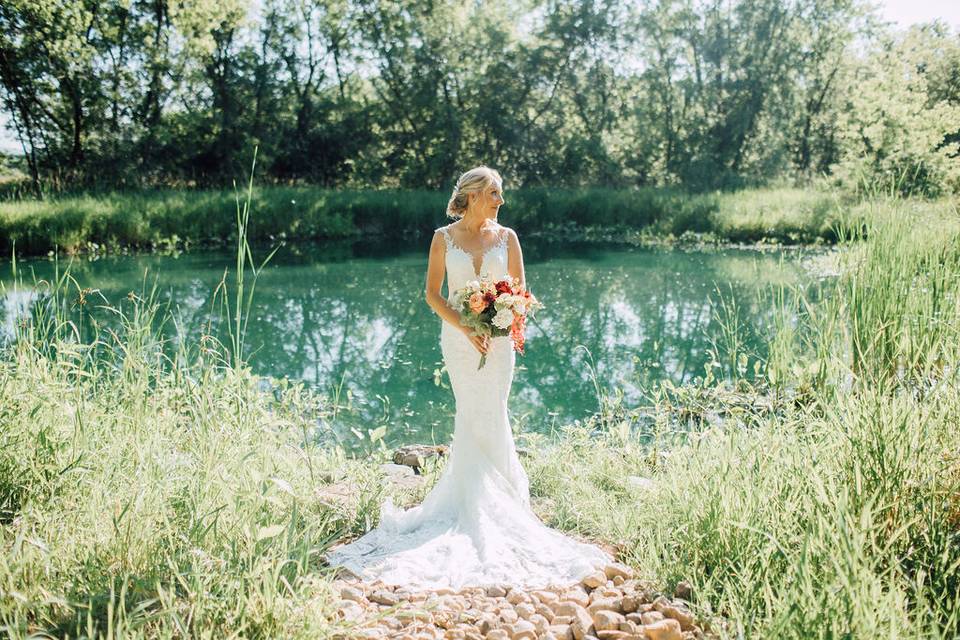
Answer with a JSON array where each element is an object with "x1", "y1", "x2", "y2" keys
[{"x1": 1, "y1": 0, "x2": 958, "y2": 196}]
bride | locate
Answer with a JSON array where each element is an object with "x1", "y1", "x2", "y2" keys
[{"x1": 324, "y1": 166, "x2": 612, "y2": 591}]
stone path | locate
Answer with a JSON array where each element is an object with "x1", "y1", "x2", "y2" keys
[{"x1": 330, "y1": 562, "x2": 712, "y2": 640}]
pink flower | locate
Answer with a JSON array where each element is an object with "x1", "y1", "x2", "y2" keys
[{"x1": 468, "y1": 291, "x2": 487, "y2": 314}]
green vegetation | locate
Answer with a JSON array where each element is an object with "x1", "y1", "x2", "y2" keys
[
  {"x1": 1, "y1": 2, "x2": 958, "y2": 198},
  {"x1": 0, "y1": 186, "x2": 855, "y2": 256},
  {"x1": 1, "y1": 192, "x2": 958, "y2": 637}
]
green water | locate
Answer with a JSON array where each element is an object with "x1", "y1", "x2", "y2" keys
[{"x1": 1, "y1": 240, "x2": 811, "y2": 447}]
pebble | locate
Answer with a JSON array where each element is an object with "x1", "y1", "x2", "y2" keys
[
  {"x1": 641, "y1": 611, "x2": 665, "y2": 625},
  {"x1": 580, "y1": 571, "x2": 607, "y2": 589},
  {"x1": 644, "y1": 619, "x2": 683, "y2": 640},
  {"x1": 370, "y1": 589, "x2": 399, "y2": 606},
  {"x1": 324, "y1": 563, "x2": 708, "y2": 640},
  {"x1": 593, "y1": 610, "x2": 626, "y2": 631}
]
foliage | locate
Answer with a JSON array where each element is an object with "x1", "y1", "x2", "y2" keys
[
  {"x1": 1, "y1": 1, "x2": 957, "y2": 196},
  {"x1": 832, "y1": 24, "x2": 960, "y2": 197}
]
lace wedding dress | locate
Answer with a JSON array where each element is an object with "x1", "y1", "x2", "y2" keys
[{"x1": 324, "y1": 224, "x2": 612, "y2": 590}]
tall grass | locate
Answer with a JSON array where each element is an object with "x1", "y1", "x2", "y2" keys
[
  {"x1": 522, "y1": 196, "x2": 960, "y2": 638},
  {"x1": 0, "y1": 167, "x2": 382, "y2": 638},
  {"x1": 0, "y1": 186, "x2": 850, "y2": 257}
]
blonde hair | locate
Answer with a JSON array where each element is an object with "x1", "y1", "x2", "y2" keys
[{"x1": 446, "y1": 165, "x2": 503, "y2": 219}]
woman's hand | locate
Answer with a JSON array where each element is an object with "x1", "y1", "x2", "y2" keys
[{"x1": 461, "y1": 326, "x2": 489, "y2": 354}]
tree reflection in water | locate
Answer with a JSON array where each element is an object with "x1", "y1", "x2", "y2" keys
[{"x1": 0, "y1": 239, "x2": 806, "y2": 449}]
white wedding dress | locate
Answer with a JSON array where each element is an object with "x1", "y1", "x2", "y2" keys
[{"x1": 324, "y1": 224, "x2": 612, "y2": 590}]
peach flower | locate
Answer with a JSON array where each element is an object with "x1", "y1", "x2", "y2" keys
[{"x1": 468, "y1": 291, "x2": 487, "y2": 314}]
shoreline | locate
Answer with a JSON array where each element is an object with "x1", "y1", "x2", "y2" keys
[
  {"x1": 4, "y1": 225, "x2": 838, "y2": 264},
  {"x1": 0, "y1": 185, "x2": 862, "y2": 258}
]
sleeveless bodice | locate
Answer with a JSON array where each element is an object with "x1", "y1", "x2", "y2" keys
[{"x1": 439, "y1": 225, "x2": 509, "y2": 299}]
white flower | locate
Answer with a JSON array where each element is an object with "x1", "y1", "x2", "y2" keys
[{"x1": 492, "y1": 307, "x2": 514, "y2": 330}]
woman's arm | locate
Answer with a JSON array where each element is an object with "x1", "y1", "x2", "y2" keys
[
  {"x1": 425, "y1": 230, "x2": 488, "y2": 354},
  {"x1": 506, "y1": 228, "x2": 526, "y2": 289}
]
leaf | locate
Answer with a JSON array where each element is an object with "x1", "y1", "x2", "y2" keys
[{"x1": 369, "y1": 426, "x2": 386, "y2": 442}]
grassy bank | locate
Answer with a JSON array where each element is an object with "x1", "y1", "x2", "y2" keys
[
  {"x1": 0, "y1": 186, "x2": 854, "y2": 256},
  {"x1": 1, "y1": 198, "x2": 958, "y2": 638}
]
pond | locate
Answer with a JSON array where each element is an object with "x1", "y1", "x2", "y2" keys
[{"x1": 0, "y1": 239, "x2": 812, "y2": 449}]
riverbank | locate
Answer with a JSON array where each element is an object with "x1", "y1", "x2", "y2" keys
[
  {"x1": 0, "y1": 198, "x2": 958, "y2": 638},
  {"x1": 0, "y1": 186, "x2": 858, "y2": 257}
]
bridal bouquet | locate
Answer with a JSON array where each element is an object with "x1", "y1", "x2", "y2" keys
[{"x1": 452, "y1": 276, "x2": 543, "y2": 369}]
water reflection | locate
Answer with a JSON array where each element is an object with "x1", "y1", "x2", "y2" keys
[{"x1": 0, "y1": 240, "x2": 806, "y2": 446}]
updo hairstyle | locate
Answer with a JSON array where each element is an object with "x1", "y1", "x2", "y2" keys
[{"x1": 446, "y1": 165, "x2": 503, "y2": 219}]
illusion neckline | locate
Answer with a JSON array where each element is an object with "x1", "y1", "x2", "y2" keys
[{"x1": 442, "y1": 225, "x2": 507, "y2": 278}]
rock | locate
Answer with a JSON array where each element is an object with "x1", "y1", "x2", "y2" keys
[
  {"x1": 587, "y1": 598, "x2": 621, "y2": 615},
  {"x1": 379, "y1": 463, "x2": 425, "y2": 489},
  {"x1": 509, "y1": 619, "x2": 537, "y2": 640},
  {"x1": 643, "y1": 619, "x2": 682, "y2": 640},
  {"x1": 593, "y1": 610, "x2": 626, "y2": 631},
  {"x1": 595, "y1": 632, "x2": 629, "y2": 640},
  {"x1": 534, "y1": 602, "x2": 555, "y2": 620},
  {"x1": 528, "y1": 613, "x2": 550, "y2": 633},
  {"x1": 560, "y1": 588, "x2": 591, "y2": 608},
  {"x1": 603, "y1": 563, "x2": 634, "y2": 581},
  {"x1": 477, "y1": 613, "x2": 499, "y2": 634},
  {"x1": 569, "y1": 604, "x2": 596, "y2": 640},
  {"x1": 553, "y1": 602, "x2": 587, "y2": 619},
  {"x1": 674, "y1": 581, "x2": 693, "y2": 601},
  {"x1": 382, "y1": 616, "x2": 402, "y2": 629},
  {"x1": 592, "y1": 588, "x2": 621, "y2": 601},
  {"x1": 620, "y1": 595, "x2": 641, "y2": 614},
  {"x1": 533, "y1": 590, "x2": 559, "y2": 605},
  {"x1": 640, "y1": 611, "x2": 665, "y2": 625},
  {"x1": 660, "y1": 605, "x2": 695, "y2": 631},
  {"x1": 370, "y1": 589, "x2": 399, "y2": 606},
  {"x1": 380, "y1": 462, "x2": 414, "y2": 477},
  {"x1": 618, "y1": 620, "x2": 639, "y2": 634},
  {"x1": 335, "y1": 599, "x2": 364, "y2": 621},
  {"x1": 340, "y1": 586, "x2": 367, "y2": 604},
  {"x1": 322, "y1": 574, "x2": 703, "y2": 640},
  {"x1": 548, "y1": 625, "x2": 574, "y2": 640},
  {"x1": 580, "y1": 572, "x2": 607, "y2": 590}
]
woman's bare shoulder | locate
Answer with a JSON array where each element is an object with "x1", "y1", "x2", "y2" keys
[{"x1": 498, "y1": 224, "x2": 519, "y2": 241}]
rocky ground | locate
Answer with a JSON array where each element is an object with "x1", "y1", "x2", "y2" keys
[
  {"x1": 324, "y1": 446, "x2": 716, "y2": 639},
  {"x1": 329, "y1": 562, "x2": 713, "y2": 640}
]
